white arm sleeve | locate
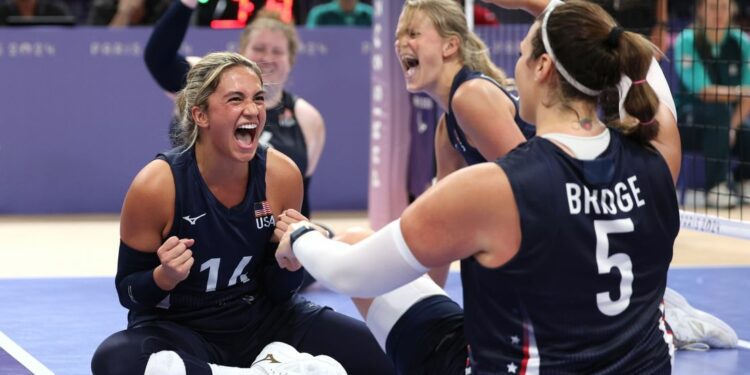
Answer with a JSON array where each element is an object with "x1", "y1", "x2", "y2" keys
[
  {"x1": 293, "y1": 219, "x2": 429, "y2": 298},
  {"x1": 618, "y1": 58, "x2": 677, "y2": 122}
]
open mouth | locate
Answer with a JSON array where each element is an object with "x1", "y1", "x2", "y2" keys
[
  {"x1": 401, "y1": 56, "x2": 419, "y2": 77},
  {"x1": 257, "y1": 61, "x2": 276, "y2": 76},
  {"x1": 235, "y1": 123, "x2": 258, "y2": 147}
]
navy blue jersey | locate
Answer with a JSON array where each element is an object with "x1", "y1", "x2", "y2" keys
[
  {"x1": 408, "y1": 93, "x2": 440, "y2": 199},
  {"x1": 128, "y1": 146, "x2": 279, "y2": 329},
  {"x1": 445, "y1": 66, "x2": 535, "y2": 166},
  {"x1": 262, "y1": 91, "x2": 308, "y2": 178},
  {"x1": 462, "y1": 132, "x2": 677, "y2": 374},
  {"x1": 262, "y1": 91, "x2": 313, "y2": 217}
]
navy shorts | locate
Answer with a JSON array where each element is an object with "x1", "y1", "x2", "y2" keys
[{"x1": 385, "y1": 295, "x2": 468, "y2": 375}]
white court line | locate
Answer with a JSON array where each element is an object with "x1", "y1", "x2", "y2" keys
[
  {"x1": 0, "y1": 331, "x2": 53, "y2": 375},
  {"x1": 739, "y1": 340, "x2": 750, "y2": 350}
]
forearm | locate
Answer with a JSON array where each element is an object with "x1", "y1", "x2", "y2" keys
[
  {"x1": 144, "y1": 0, "x2": 194, "y2": 93},
  {"x1": 698, "y1": 85, "x2": 745, "y2": 103},
  {"x1": 116, "y1": 241, "x2": 169, "y2": 310},
  {"x1": 293, "y1": 220, "x2": 428, "y2": 297}
]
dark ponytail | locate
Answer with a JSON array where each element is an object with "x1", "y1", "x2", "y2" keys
[
  {"x1": 612, "y1": 30, "x2": 660, "y2": 143},
  {"x1": 531, "y1": 0, "x2": 661, "y2": 143}
]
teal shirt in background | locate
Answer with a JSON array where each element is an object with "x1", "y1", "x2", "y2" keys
[
  {"x1": 306, "y1": 1, "x2": 373, "y2": 27},
  {"x1": 673, "y1": 28, "x2": 750, "y2": 92}
]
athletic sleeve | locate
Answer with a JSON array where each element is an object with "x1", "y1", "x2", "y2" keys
[
  {"x1": 143, "y1": 0, "x2": 194, "y2": 93},
  {"x1": 115, "y1": 241, "x2": 169, "y2": 311},
  {"x1": 292, "y1": 220, "x2": 429, "y2": 298}
]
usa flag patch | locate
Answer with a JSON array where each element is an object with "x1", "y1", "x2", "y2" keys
[{"x1": 254, "y1": 201, "x2": 273, "y2": 217}]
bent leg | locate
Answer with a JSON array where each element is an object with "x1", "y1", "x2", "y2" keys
[
  {"x1": 367, "y1": 276, "x2": 467, "y2": 375},
  {"x1": 295, "y1": 309, "x2": 395, "y2": 375},
  {"x1": 91, "y1": 322, "x2": 217, "y2": 375}
]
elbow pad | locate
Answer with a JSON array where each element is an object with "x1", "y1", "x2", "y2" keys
[
  {"x1": 115, "y1": 241, "x2": 169, "y2": 311},
  {"x1": 294, "y1": 220, "x2": 429, "y2": 298}
]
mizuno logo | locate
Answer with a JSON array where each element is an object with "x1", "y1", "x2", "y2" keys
[
  {"x1": 182, "y1": 213, "x2": 206, "y2": 225},
  {"x1": 252, "y1": 353, "x2": 281, "y2": 366}
]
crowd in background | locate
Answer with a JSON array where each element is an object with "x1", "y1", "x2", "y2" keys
[
  {"x1": 2, "y1": 0, "x2": 750, "y2": 206},
  {"x1": 2, "y1": 0, "x2": 750, "y2": 28}
]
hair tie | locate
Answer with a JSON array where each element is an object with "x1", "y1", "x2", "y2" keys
[
  {"x1": 632, "y1": 79, "x2": 647, "y2": 85},
  {"x1": 605, "y1": 26, "x2": 624, "y2": 49},
  {"x1": 541, "y1": 2, "x2": 602, "y2": 96},
  {"x1": 640, "y1": 118, "x2": 657, "y2": 126}
]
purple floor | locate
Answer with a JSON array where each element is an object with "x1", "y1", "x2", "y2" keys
[{"x1": 0, "y1": 267, "x2": 748, "y2": 374}]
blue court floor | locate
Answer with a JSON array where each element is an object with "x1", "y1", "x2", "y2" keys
[{"x1": 0, "y1": 267, "x2": 748, "y2": 374}]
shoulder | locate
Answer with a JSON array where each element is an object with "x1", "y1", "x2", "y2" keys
[
  {"x1": 266, "y1": 148, "x2": 303, "y2": 186},
  {"x1": 130, "y1": 159, "x2": 174, "y2": 195},
  {"x1": 265, "y1": 148, "x2": 303, "y2": 212},
  {"x1": 675, "y1": 28, "x2": 695, "y2": 45},
  {"x1": 452, "y1": 79, "x2": 514, "y2": 114},
  {"x1": 120, "y1": 159, "x2": 175, "y2": 247},
  {"x1": 294, "y1": 97, "x2": 325, "y2": 130},
  {"x1": 126, "y1": 159, "x2": 175, "y2": 211},
  {"x1": 294, "y1": 97, "x2": 322, "y2": 119}
]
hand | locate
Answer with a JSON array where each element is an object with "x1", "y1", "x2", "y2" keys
[
  {"x1": 273, "y1": 209, "x2": 309, "y2": 242},
  {"x1": 730, "y1": 128, "x2": 737, "y2": 148},
  {"x1": 155, "y1": 236, "x2": 195, "y2": 290},
  {"x1": 275, "y1": 224, "x2": 302, "y2": 271},
  {"x1": 274, "y1": 209, "x2": 331, "y2": 241}
]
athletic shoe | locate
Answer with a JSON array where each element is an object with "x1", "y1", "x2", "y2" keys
[
  {"x1": 705, "y1": 182, "x2": 740, "y2": 208},
  {"x1": 249, "y1": 342, "x2": 347, "y2": 375},
  {"x1": 664, "y1": 288, "x2": 738, "y2": 350},
  {"x1": 739, "y1": 180, "x2": 750, "y2": 203}
]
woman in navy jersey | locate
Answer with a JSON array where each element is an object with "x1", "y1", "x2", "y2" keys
[
  {"x1": 91, "y1": 52, "x2": 393, "y2": 375},
  {"x1": 144, "y1": 3, "x2": 324, "y2": 219},
  {"x1": 274, "y1": 1, "x2": 684, "y2": 373},
  {"x1": 393, "y1": 0, "x2": 531, "y2": 286}
]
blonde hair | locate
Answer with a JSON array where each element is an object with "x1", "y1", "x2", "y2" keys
[
  {"x1": 174, "y1": 52, "x2": 263, "y2": 149},
  {"x1": 397, "y1": 0, "x2": 508, "y2": 85},
  {"x1": 238, "y1": 9, "x2": 299, "y2": 66}
]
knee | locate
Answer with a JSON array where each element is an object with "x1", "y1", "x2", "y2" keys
[
  {"x1": 91, "y1": 332, "x2": 148, "y2": 375},
  {"x1": 333, "y1": 227, "x2": 374, "y2": 245}
]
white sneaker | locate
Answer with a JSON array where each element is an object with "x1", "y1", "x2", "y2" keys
[
  {"x1": 249, "y1": 342, "x2": 347, "y2": 375},
  {"x1": 705, "y1": 182, "x2": 740, "y2": 208},
  {"x1": 739, "y1": 180, "x2": 750, "y2": 203},
  {"x1": 663, "y1": 288, "x2": 738, "y2": 350}
]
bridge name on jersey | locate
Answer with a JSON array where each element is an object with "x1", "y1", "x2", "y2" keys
[{"x1": 565, "y1": 175, "x2": 645, "y2": 215}]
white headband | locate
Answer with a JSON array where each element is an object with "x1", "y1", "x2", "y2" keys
[{"x1": 541, "y1": 1, "x2": 602, "y2": 96}]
